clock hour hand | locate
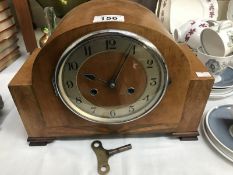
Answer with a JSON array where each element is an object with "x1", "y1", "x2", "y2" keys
[
  {"x1": 82, "y1": 73, "x2": 107, "y2": 84},
  {"x1": 108, "y1": 44, "x2": 133, "y2": 88}
]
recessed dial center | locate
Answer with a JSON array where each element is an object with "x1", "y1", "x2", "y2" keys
[{"x1": 77, "y1": 52, "x2": 147, "y2": 107}]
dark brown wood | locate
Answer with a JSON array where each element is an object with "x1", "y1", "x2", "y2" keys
[
  {"x1": 173, "y1": 131, "x2": 199, "y2": 141},
  {"x1": 77, "y1": 53, "x2": 147, "y2": 107},
  {"x1": 12, "y1": 0, "x2": 37, "y2": 53},
  {"x1": 28, "y1": 137, "x2": 55, "y2": 146},
  {"x1": 179, "y1": 137, "x2": 198, "y2": 141},
  {"x1": 9, "y1": 0, "x2": 214, "y2": 144}
]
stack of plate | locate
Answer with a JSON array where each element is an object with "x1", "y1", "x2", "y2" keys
[
  {"x1": 0, "y1": 0, "x2": 20, "y2": 72},
  {"x1": 202, "y1": 105, "x2": 233, "y2": 162},
  {"x1": 210, "y1": 67, "x2": 233, "y2": 99},
  {"x1": 157, "y1": 0, "x2": 218, "y2": 33}
]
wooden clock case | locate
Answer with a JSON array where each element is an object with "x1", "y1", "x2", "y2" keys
[{"x1": 9, "y1": 0, "x2": 214, "y2": 145}]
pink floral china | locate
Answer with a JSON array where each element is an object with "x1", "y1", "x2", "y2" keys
[
  {"x1": 174, "y1": 20, "x2": 210, "y2": 50},
  {"x1": 158, "y1": 0, "x2": 218, "y2": 33}
]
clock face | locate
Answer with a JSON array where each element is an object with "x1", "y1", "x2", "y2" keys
[{"x1": 54, "y1": 29, "x2": 168, "y2": 124}]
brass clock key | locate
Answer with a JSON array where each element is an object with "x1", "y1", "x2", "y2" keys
[{"x1": 91, "y1": 140, "x2": 132, "y2": 175}]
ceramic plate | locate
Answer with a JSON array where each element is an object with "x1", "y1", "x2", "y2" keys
[
  {"x1": 202, "y1": 105, "x2": 233, "y2": 162},
  {"x1": 169, "y1": 0, "x2": 218, "y2": 33},
  {"x1": 227, "y1": 0, "x2": 233, "y2": 21},
  {"x1": 213, "y1": 67, "x2": 233, "y2": 89},
  {"x1": 211, "y1": 86, "x2": 233, "y2": 94},
  {"x1": 209, "y1": 88, "x2": 233, "y2": 99},
  {"x1": 158, "y1": 0, "x2": 171, "y2": 31}
]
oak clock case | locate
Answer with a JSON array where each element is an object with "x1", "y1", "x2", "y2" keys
[{"x1": 9, "y1": 0, "x2": 214, "y2": 145}]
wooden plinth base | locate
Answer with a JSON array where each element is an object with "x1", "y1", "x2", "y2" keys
[{"x1": 27, "y1": 131, "x2": 199, "y2": 146}]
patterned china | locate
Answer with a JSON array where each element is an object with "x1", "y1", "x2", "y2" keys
[
  {"x1": 174, "y1": 20, "x2": 209, "y2": 50},
  {"x1": 197, "y1": 47, "x2": 233, "y2": 99},
  {"x1": 197, "y1": 47, "x2": 233, "y2": 74},
  {"x1": 158, "y1": 0, "x2": 218, "y2": 33}
]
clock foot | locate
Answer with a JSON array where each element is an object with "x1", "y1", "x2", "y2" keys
[
  {"x1": 179, "y1": 136, "x2": 198, "y2": 141},
  {"x1": 27, "y1": 137, "x2": 55, "y2": 146},
  {"x1": 172, "y1": 131, "x2": 199, "y2": 141},
  {"x1": 29, "y1": 141, "x2": 50, "y2": 146}
]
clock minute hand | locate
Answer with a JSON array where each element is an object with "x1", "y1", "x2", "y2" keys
[{"x1": 108, "y1": 44, "x2": 133, "y2": 88}]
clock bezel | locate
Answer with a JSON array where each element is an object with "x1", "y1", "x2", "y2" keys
[{"x1": 53, "y1": 29, "x2": 169, "y2": 124}]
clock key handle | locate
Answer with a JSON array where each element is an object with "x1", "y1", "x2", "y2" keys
[
  {"x1": 91, "y1": 140, "x2": 132, "y2": 175},
  {"x1": 107, "y1": 144, "x2": 132, "y2": 156}
]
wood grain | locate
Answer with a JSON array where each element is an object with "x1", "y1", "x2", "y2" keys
[
  {"x1": 77, "y1": 52, "x2": 147, "y2": 107},
  {"x1": 9, "y1": 0, "x2": 214, "y2": 143},
  {"x1": 12, "y1": 0, "x2": 37, "y2": 53}
]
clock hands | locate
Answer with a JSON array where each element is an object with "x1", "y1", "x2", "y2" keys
[
  {"x1": 82, "y1": 44, "x2": 133, "y2": 88},
  {"x1": 82, "y1": 73, "x2": 107, "y2": 84},
  {"x1": 108, "y1": 44, "x2": 133, "y2": 88}
]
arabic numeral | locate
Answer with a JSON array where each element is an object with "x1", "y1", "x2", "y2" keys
[
  {"x1": 102, "y1": 16, "x2": 118, "y2": 21},
  {"x1": 150, "y1": 78, "x2": 157, "y2": 86},
  {"x1": 66, "y1": 81, "x2": 74, "y2": 88},
  {"x1": 142, "y1": 95, "x2": 149, "y2": 102},
  {"x1": 67, "y1": 62, "x2": 78, "y2": 71},
  {"x1": 110, "y1": 110, "x2": 116, "y2": 117},
  {"x1": 106, "y1": 39, "x2": 116, "y2": 50},
  {"x1": 75, "y1": 97, "x2": 82, "y2": 104},
  {"x1": 129, "y1": 105, "x2": 135, "y2": 113},
  {"x1": 147, "y1": 59, "x2": 154, "y2": 68},
  {"x1": 91, "y1": 107, "x2": 96, "y2": 114}
]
